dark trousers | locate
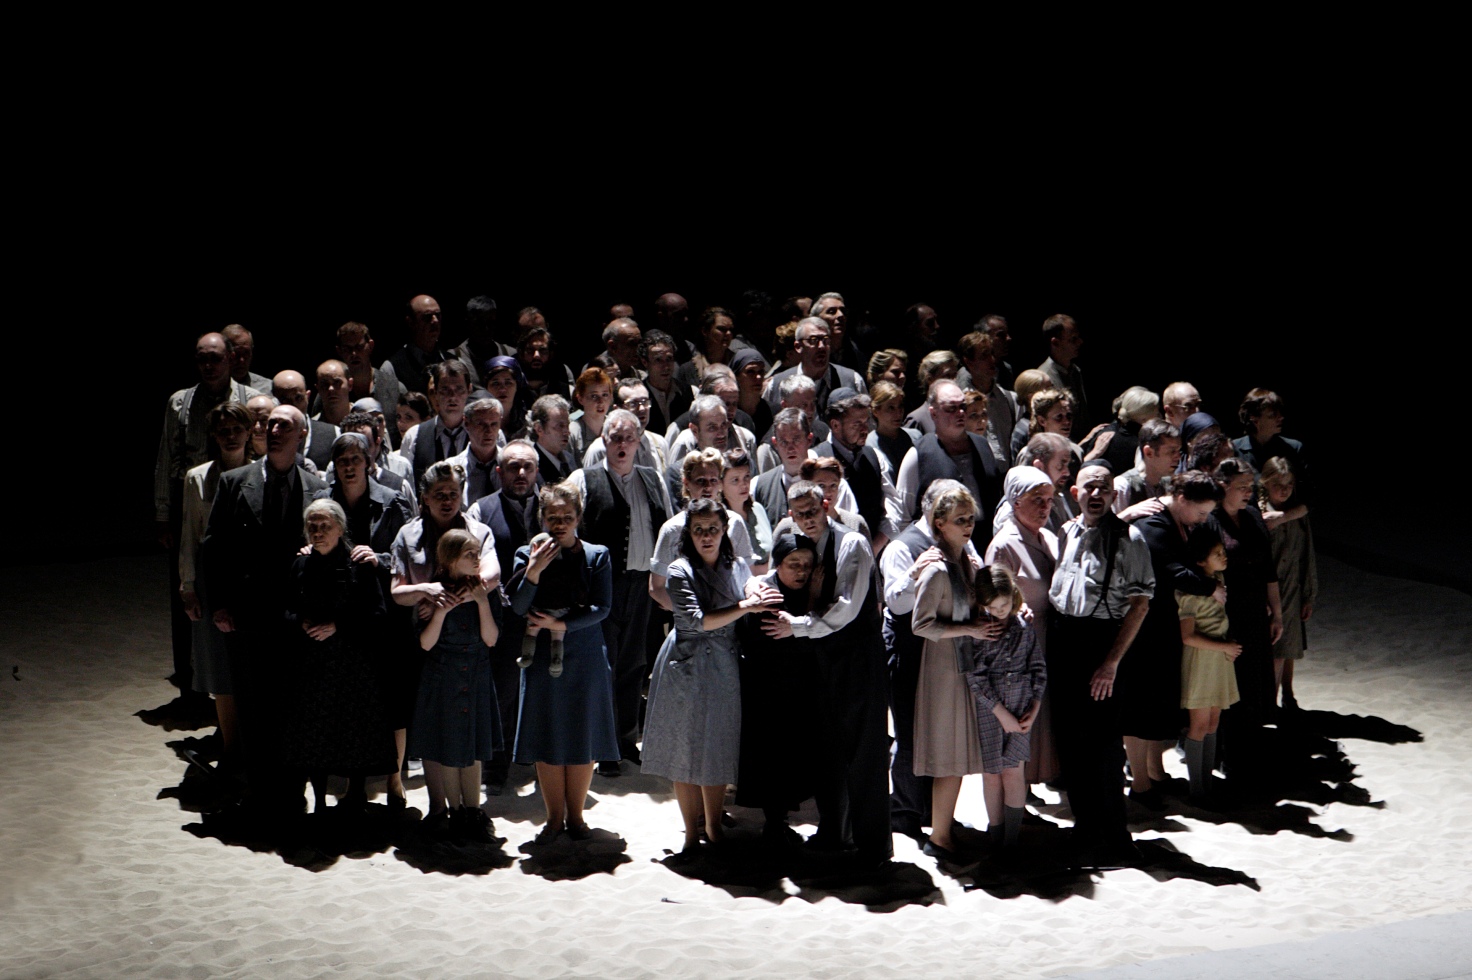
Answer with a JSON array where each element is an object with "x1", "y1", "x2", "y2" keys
[
  {"x1": 166, "y1": 484, "x2": 195, "y2": 693},
  {"x1": 884, "y1": 613, "x2": 932, "y2": 833},
  {"x1": 1047, "y1": 613, "x2": 1130, "y2": 849},
  {"x1": 604, "y1": 569, "x2": 652, "y2": 757},
  {"x1": 227, "y1": 623, "x2": 307, "y2": 818},
  {"x1": 814, "y1": 623, "x2": 894, "y2": 862}
]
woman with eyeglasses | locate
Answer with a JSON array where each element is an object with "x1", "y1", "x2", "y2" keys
[{"x1": 909, "y1": 484, "x2": 1006, "y2": 861}]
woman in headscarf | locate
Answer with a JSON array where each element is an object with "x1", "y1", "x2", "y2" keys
[
  {"x1": 641, "y1": 498, "x2": 782, "y2": 857},
  {"x1": 730, "y1": 347, "x2": 773, "y2": 437},
  {"x1": 482, "y1": 355, "x2": 529, "y2": 440},
  {"x1": 736, "y1": 534, "x2": 824, "y2": 844}
]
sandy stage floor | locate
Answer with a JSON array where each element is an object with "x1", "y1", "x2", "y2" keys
[{"x1": 1, "y1": 554, "x2": 1469, "y2": 979}]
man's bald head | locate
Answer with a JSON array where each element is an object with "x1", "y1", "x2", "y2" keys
[
  {"x1": 406, "y1": 294, "x2": 443, "y2": 351},
  {"x1": 195, "y1": 332, "x2": 232, "y2": 389},
  {"x1": 272, "y1": 370, "x2": 310, "y2": 413}
]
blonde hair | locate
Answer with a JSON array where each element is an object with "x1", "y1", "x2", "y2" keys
[
  {"x1": 1257, "y1": 456, "x2": 1295, "y2": 510},
  {"x1": 869, "y1": 380, "x2": 904, "y2": 411},
  {"x1": 926, "y1": 484, "x2": 977, "y2": 531},
  {"x1": 1013, "y1": 370, "x2": 1054, "y2": 418}
]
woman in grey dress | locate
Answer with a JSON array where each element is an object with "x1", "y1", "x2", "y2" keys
[{"x1": 641, "y1": 498, "x2": 782, "y2": 855}]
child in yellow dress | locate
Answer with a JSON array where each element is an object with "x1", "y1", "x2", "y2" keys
[{"x1": 1177, "y1": 531, "x2": 1241, "y2": 803}]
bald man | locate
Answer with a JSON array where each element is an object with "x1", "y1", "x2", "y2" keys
[
  {"x1": 376, "y1": 293, "x2": 448, "y2": 404},
  {"x1": 586, "y1": 317, "x2": 645, "y2": 379},
  {"x1": 313, "y1": 359, "x2": 353, "y2": 426},
  {"x1": 203, "y1": 404, "x2": 326, "y2": 821},
  {"x1": 1162, "y1": 382, "x2": 1203, "y2": 430},
  {"x1": 272, "y1": 370, "x2": 338, "y2": 471},
  {"x1": 154, "y1": 332, "x2": 257, "y2": 702}
]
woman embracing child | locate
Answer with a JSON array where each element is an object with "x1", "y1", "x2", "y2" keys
[
  {"x1": 408, "y1": 529, "x2": 502, "y2": 842},
  {"x1": 1177, "y1": 526, "x2": 1241, "y2": 803}
]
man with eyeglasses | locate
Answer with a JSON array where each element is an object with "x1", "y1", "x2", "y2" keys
[
  {"x1": 752, "y1": 407, "x2": 858, "y2": 521},
  {"x1": 154, "y1": 331, "x2": 258, "y2": 706},
  {"x1": 894, "y1": 379, "x2": 1004, "y2": 544},
  {"x1": 762, "y1": 316, "x2": 865, "y2": 419},
  {"x1": 570, "y1": 409, "x2": 674, "y2": 775},
  {"x1": 581, "y1": 378, "x2": 667, "y2": 473}
]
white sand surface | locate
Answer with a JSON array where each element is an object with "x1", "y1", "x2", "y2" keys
[{"x1": 1, "y1": 554, "x2": 1469, "y2": 979}]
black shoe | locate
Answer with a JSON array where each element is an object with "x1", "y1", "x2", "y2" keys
[
  {"x1": 922, "y1": 839, "x2": 962, "y2": 863},
  {"x1": 597, "y1": 760, "x2": 621, "y2": 778},
  {"x1": 620, "y1": 746, "x2": 642, "y2": 765},
  {"x1": 565, "y1": 821, "x2": 593, "y2": 841}
]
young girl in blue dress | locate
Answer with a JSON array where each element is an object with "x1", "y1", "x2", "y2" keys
[{"x1": 408, "y1": 529, "x2": 501, "y2": 842}]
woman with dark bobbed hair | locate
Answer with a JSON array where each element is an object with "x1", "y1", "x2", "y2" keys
[{"x1": 1127, "y1": 469, "x2": 1226, "y2": 804}]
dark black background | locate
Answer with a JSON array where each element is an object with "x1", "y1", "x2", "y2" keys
[{"x1": 30, "y1": 101, "x2": 1466, "y2": 589}]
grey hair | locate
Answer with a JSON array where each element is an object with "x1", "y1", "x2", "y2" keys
[
  {"x1": 1018, "y1": 432, "x2": 1071, "y2": 466},
  {"x1": 303, "y1": 498, "x2": 351, "y2": 544},
  {"x1": 691, "y1": 394, "x2": 727, "y2": 422},
  {"x1": 603, "y1": 408, "x2": 641, "y2": 435},
  {"x1": 773, "y1": 406, "x2": 812, "y2": 437},
  {"x1": 465, "y1": 397, "x2": 504, "y2": 421},
  {"x1": 779, "y1": 372, "x2": 817, "y2": 400},
  {"x1": 528, "y1": 394, "x2": 570, "y2": 433},
  {"x1": 795, "y1": 316, "x2": 828, "y2": 343}
]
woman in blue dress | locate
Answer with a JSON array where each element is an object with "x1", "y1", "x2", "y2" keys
[
  {"x1": 509, "y1": 480, "x2": 618, "y2": 844},
  {"x1": 642, "y1": 498, "x2": 782, "y2": 856}
]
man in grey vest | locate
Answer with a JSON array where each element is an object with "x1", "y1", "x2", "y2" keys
[
  {"x1": 894, "y1": 379, "x2": 1004, "y2": 546},
  {"x1": 377, "y1": 293, "x2": 447, "y2": 402},
  {"x1": 570, "y1": 409, "x2": 673, "y2": 775},
  {"x1": 1047, "y1": 462, "x2": 1155, "y2": 868}
]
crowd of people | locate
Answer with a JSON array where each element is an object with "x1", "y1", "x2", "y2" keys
[{"x1": 155, "y1": 291, "x2": 1317, "y2": 869}]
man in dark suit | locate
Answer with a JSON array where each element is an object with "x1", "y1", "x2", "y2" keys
[
  {"x1": 469, "y1": 438, "x2": 543, "y2": 794},
  {"x1": 203, "y1": 404, "x2": 326, "y2": 822},
  {"x1": 762, "y1": 317, "x2": 866, "y2": 419}
]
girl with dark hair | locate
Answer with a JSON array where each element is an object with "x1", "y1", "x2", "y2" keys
[
  {"x1": 736, "y1": 534, "x2": 823, "y2": 844},
  {"x1": 1177, "y1": 526, "x2": 1240, "y2": 802},
  {"x1": 641, "y1": 498, "x2": 782, "y2": 857}
]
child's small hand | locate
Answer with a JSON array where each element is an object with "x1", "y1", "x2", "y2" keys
[
  {"x1": 1018, "y1": 703, "x2": 1039, "y2": 733},
  {"x1": 465, "y1": 580, "x2": 490, "y2": 605},
  {"x1": 1212, "y1": 583, "x2": 1228, "y2": 606},
  {"x1": 1223, "y1": 641, "x2": 1242, "y2": 661},
  {"x1": 527, "y1": 611, "x2": 565, "y2": 632},
  {"x1": 994, "y1": 706, "x2": 1023, "y2": 734}
]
